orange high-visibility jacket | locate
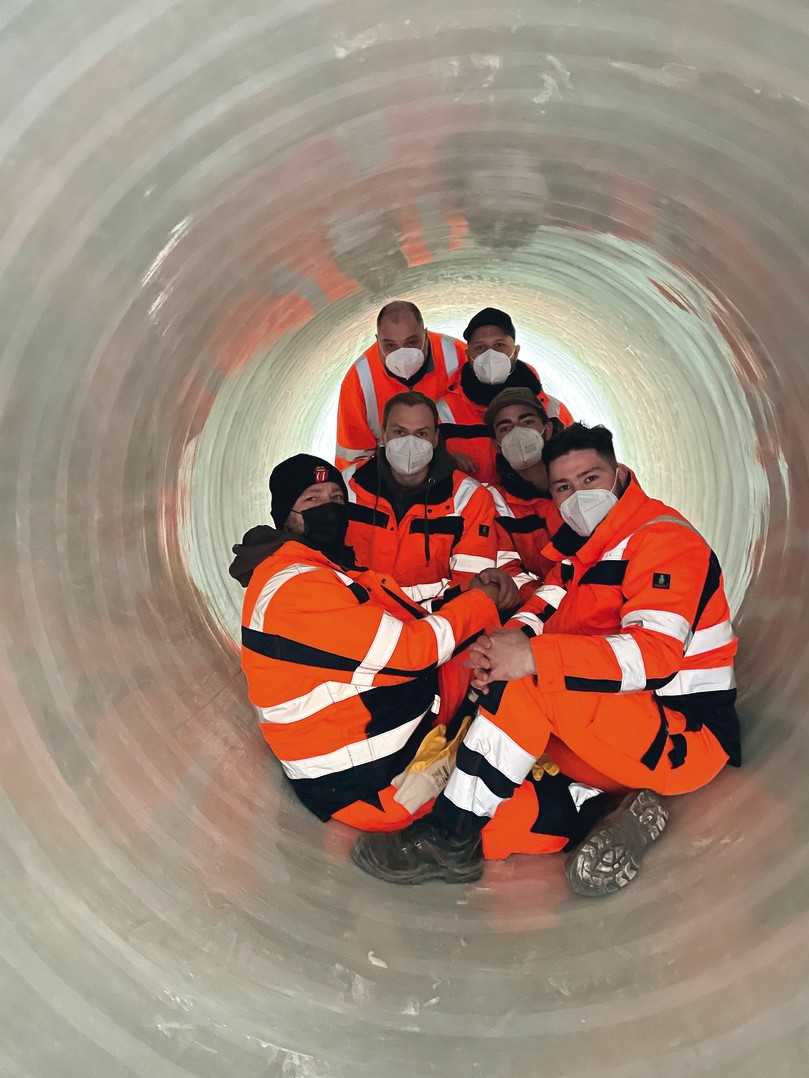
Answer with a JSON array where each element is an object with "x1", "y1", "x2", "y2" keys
[
  {"x1": 241, "y1": 538, "x2": 497, "y2": 820},
  {"x1": 490, "y1": 454, "x2": 562, "y2": 584},
  {"x1": 437, "y1": 361, "x2": 573, "y2": 484},
  {"x1": 343, "y1": 453, "x2": 512, "y2": 609},
  {"x1": 508, "y1": 474, "x2": 740, "y2": 764},
  {"x1": 335, "y1": 331, "x2": 467, "y2": 470}
]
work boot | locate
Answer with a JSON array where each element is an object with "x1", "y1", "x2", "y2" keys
[
  {"x1": 565, "y1": 789, "x2": 669, "y2": 897},
  {"x1": 351, "y1": 816, "x2": 484, "y2": 885}
]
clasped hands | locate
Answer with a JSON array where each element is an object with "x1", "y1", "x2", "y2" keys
[
  {"x1": 465, "y1": 569, "x2": 536, "y2": 689},
  {"x1": 468, "y1": 567, "x2": 518, "y2": 612},
  {"x1": 465, "y1": 628, "x2": 537, "y2": 690}
]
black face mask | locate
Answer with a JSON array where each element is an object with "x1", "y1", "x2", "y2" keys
[{"x1": 299, "y1": 501, "x2": 349, "y2": 555}]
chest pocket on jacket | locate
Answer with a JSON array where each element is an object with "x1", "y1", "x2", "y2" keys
[
  {"x1": 579, "y1": 560, "x2": 628, "y2": 587},
  {"x1": 409, "y1": 517, "x2": 464, "y2": 541}
]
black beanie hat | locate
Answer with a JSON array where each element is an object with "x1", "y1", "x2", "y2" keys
[
  {"x1": 463, "y1": 307, "x2": 516, "y2": 342},
  {"x1": 269, "y1": 454, "x2": 348, "y2": 529}
]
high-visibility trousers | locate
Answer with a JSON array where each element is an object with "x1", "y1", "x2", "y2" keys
[{"x1": 436, "y1": 676, "x2": 731, "y2": 859}]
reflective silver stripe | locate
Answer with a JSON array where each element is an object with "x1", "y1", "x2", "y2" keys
[
  {"x1": 484, "y1": 483, "x2": 515, "y2": 518},
  {"x1": 621, "y1": 608, "x2": 691, "y2": 643},
  {"x1": 258, "y1": 682, "x2": 360, "y2": 725},
  {"x1": 436, "y1": 398, "x2": 455, "y2": 423},
  {"x1": 453, "y1": 476, "x2": 481, "y2": 514},
  {"x1": 496, "y1": 549, "x2": 521, "y2": 567},
  {"x1": 569, "y1": 783, "x2": 604, "y2": 811},
  {"x1": 402, "y1": 580, "x2": 450, "y2": 603},
  {"x1": 463, "y1": 714, "x2": 536, "y2": 783},
  {"x1": 656, "y1": 665, "x2": 736, "y2": 696},
  {"x1": 512, "y1": 611, "x2": 543, "y2": 635},
  {"x1": 601, "y1": 514, "x2": 700, "y2": 562},
  {"x1": 250, "y1": 564, "x2": 318, "y2": 630},
  {"x1": 340, "y1": 464, "x2": 359, "y2": 502},
  {"x1": 442, "y1": 768, "x2": 506, "y2": 819},
  {"x1": 534, "y1": 584, "x2": 566, "y2": 609},
  {"x1": 443, "y1": 713, "x2": 537, "y2": 819},
  {"x1": 336, "y1": 443, "x2": 373, "y2": 462},
  {"x1": 440, "y1": 334, "x2": 460, "y2": 380},
  {"x1": 423, "y1": 613, "x2": 456, "y2": 663},
  {"x1": 355, "y1": 355, "x2": 382, "y2": 439},
  {"x1": 449, "y1": 553, "x2": 496, "y2": 574},
  {"x1": 605, "y1": 634, "x2": 647, "y2": 691},
  {"x1": 279, "y1": 712, "x2": 428, "y2": 780},
  {"x1": 601, "y1": 536, "x2": 632, "y2": 561},
  {"x1": 352, "y1": 612, "x2": 404, "y2": 688},
  {"x1": 332, "y1": 570, "x2": 356, "y2": 587},
  {"x1": 644, "y1": 514, "x2": 700, "y2": 534},
  {"x1": 686, "y1": 619, "x2": 735, "y2": 657},
  {"x1": 512, "y1": 572, "x2": 536, "y2": 590},
  {"x1": 544, "y1": 394, "x2": 561, "y2": 419}
]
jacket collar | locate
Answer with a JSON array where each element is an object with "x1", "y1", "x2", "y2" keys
[
  {"x1": 495, "y1": 452, "x2": 550, "y2": 501},
  {"x1": 229, "y1": 529, "x2": 355, "y2": 587},
  {"x1": 352, "y1": 444, "x2": 455, "y2": 505},
  {"x1": 542, "y1": 471, "x2": 652, "y2": 565},
  {"x1": 459, "y1": 359, "x2": 543, "y2": 407}
]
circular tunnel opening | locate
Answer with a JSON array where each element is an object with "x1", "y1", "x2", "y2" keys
[{"x1": 181, "y1": 230, "x2": 768, "y2": 644}]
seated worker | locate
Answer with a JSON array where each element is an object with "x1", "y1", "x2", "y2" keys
[
  {"x1": 335, "y1": 300, "x2": 467, "y2": 470},
  {"x1": 352, "y1": 424, "x2": 740, "y2": 895},
  {"x1": 485, "y1": 387, "x2": 563, "y2": 589},
  {"x1": 229, "y1": 453, "x2": 517, "y2": 834},
  {"x1": 343, "y1": 390, "x2": 521, "y2": 612},
  {"x1": 437, "y1": 307, "x2": 573, "y2": 483}
]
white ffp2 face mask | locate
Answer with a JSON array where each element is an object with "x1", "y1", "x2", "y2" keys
[
  {"x1": 500, "y1": 426, "x2": 544, "y2": 470},
  {"x1": 560, "y1": 486, "x2": 618, "y2": 537},
  {"x1": 384, "y1": 346, "x2": 424, "y2": 380},
  {"x1": 472, "y1": 348, "x2": 512, "y2": 384},
  {"x1": 384, "y1": 434, "x2": 434, "y2": 476}
]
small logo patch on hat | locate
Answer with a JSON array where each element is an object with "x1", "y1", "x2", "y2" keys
[
  {"x1": 314, "y1": 465, "x2": 329, "y2": 483},
  {"x1": 652, "y1": 572, "x2": 671, "y2": 590}
]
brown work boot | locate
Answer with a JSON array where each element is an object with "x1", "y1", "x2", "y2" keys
[{"x1": 565, "y1": 790, "x2": 669, "y2": 897}]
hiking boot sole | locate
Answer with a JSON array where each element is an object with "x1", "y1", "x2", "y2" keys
[{"x1": 565, "y1": 790, "x2": 669, "y2": 898}]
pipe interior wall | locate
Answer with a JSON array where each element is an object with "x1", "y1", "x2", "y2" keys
[{"x1": 0, "y1": 3, "x2": 807, "y2": 1076}]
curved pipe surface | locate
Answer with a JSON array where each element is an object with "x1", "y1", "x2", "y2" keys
[{"x1": 0, "y1": 3, "x2": 807, "y2": 1076}]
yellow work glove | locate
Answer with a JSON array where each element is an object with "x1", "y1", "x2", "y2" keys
[
  {"x1": 392, "y1": 716, "x2": 474, "y2": 813},
  {"x1": 531, "y1": 755, "x2": 561, "y2": 781}
]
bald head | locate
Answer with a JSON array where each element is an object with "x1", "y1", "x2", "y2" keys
[
  {"x1": 376, "y1": 300, "x2": 423, "y2": 328},
  {"x1": 376, "y1": 300, "x2": 426, "y2": 356}
]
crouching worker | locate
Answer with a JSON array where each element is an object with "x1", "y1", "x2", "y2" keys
[
  {"x1": 351, "y1": 424, "x2": 740, "y2": 893},
  {"x1": 229, "y1": 453, "x2": 516, "y2": 834}
]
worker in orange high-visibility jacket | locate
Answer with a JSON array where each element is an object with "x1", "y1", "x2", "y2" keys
[
  {"x1": 437, "y1": 307, "x2": 573, "y2": 484},
  {"x1": 343, "y1": 390, "x2": 521, "y2": 614},
  {"x1": 230, "y1": 453, "x2": 515, "y2": 833},
  {"x1": 335, "y1": 300, "x2": 467, "y2": 470},
  {"x1": 484, "y1": 387, "x2": 563, "y2": 591},
  {"x1": 352, "y1": 423, "x2": 740, "y2": 895}
]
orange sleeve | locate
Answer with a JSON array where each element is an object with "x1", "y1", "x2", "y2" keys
[
  {"x1": 557, "y1": 401, "x2": 574, "y2": 427},
  {"x1": 335, "y1": 366, "x2": 377, "y2": 469},
  {"x1": 505, "y1": 568, "x2": 567, "y2": 636},
  {"x1": 446, "y1": 485, "x2": 500, "y2": 589},
  {"x1": 259, "y1": 567, "x2": 497, "y2": 684},
  {"x1": 531, "y1": 528, "x2": 711, "y2": 693},
  {"x1": 485, "y1": 484, "x2": 540, "y2": 592}
]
